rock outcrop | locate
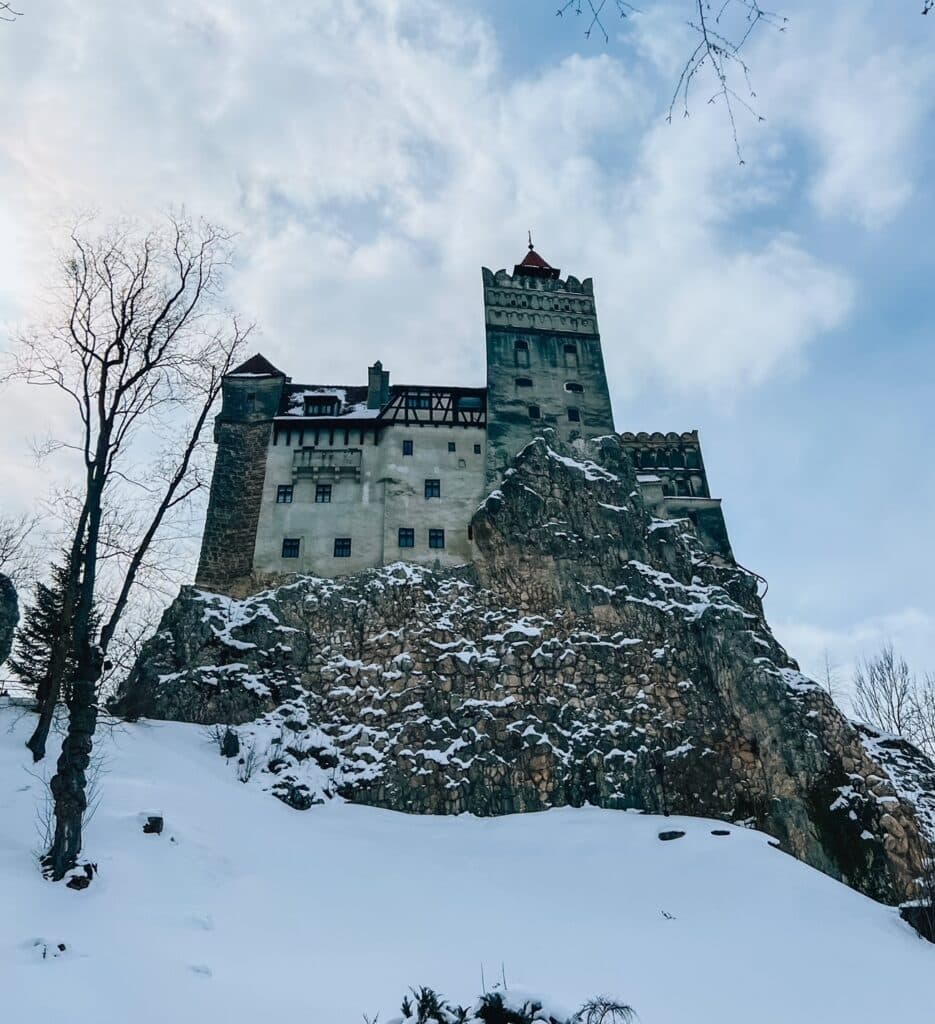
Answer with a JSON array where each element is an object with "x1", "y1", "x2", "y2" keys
[
  {"x1": 0, "y1": 573, "x2": 17, "y2": 668},
  {"x1": 115, "y1": 434, "x2": 935, "y2": 904}
]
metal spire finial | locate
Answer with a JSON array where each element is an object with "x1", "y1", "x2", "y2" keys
[{"x1": 528, "y1": 230, "x2": 534, "y2": 251}]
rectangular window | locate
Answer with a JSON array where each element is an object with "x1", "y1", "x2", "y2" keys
[
  {"x1": 398, "y1": 527, "x2": 415, "y2": 548},
  {"x1": 448, "y1": 441, "x2": 456, "y2": 453},
  {"x1": 528, "y1": 405, "x2": 541, "y2": 420},
  {"x1": 563, "y1": 343, "x2": 578, "y2": 369},
  {"x1": 514, "y1": 339, "x2": 530, "y2": 368},
  {"x1": 473, "y1": 443, "x2": 481, "y2": 454},
  {"x1": 282, "y1": 538, "x2": 300, "y2": 559},
  {"x1": 402, "y1": 439, "x2": 414, "y2": 456},
  {"x1": 304, "y1": 398, "x2": 337, "y2": 416},
  {"x1": 429, "y1": 529, "x2": 445, "y2": 549},
  {"x1": 315, "y1": 484, "x2": 332, "y2": 503},
  {"x1": 333, "y1": 537, "x2": 352, "y2": 558},
  {"x1": 567, "y1": 407, "x2": 580, "y2": 423},
  {"x1": 405, "y1": 393, "x2": 431, "y2": 409},
  {"x1": 424, "y1": 478, "x2": 441, "y2": 498},
  {"x1": 276, "y1": 484, "x2": 294, "y2": 503}
]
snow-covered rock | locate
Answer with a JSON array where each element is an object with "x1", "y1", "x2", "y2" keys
[
  {"x1": 0, "y1": 572, "x2": 17, "y2": 668},
  {"x1": 115, "y1": 434, "x2": 935, "y2": 905}
]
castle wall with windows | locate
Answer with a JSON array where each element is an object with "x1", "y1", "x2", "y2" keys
[
  {"x1": 251, "y1": 420, "x2": 486, "y2": 577},
  {"x1": 195, "y1": 248, "x2": 734, "y2": 592}
]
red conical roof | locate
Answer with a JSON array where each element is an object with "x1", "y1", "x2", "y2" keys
[{"x1": 514, "y1": 241, "x2": 560, "y2": 279}]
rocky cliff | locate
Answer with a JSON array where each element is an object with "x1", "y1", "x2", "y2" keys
[
  {"x1": 115, "y1": 434, "x2": 935, "y2": 904},
  {"x1": 0, "y1": 573, "x2": 17, "y2": 668}
]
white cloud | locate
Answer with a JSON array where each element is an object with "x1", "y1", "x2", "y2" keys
[{"x1": 773, "y1": 607, "x2": 935, "y2": 711}]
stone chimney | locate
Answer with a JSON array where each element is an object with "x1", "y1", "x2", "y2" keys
[{"x1": 367, "y1": 361, "x2": 390, "y2": 409}]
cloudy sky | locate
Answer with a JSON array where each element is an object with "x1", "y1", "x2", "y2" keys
[{"x1": 0, "y1": 0, "x2": 933, "y2": 691}]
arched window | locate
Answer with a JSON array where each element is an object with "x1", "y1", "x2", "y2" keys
[
  {"x1": 670, "y1": 449, "x2": 685, "y2": 469},
  {"x1": 564, "y1": 381, "x2": 584, "y2": 393},
  {"x1": 655, "y1": 449, "x2": 669, "y2": 468},
  {"x1": 639, "y1": 450, "x2": 654, "y2": 469},
  {"x1": 686, "y1": 448, "x2": 701, "y2": 469},
  {"x1": 676, "y1": 477, "x2": 691, "y2": 497}
]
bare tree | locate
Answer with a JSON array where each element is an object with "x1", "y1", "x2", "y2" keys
[
  {"x1": 820, "y1": 648, "x2": 839, "y2": 701},
  {"x1": 853, "y1": 643, "x2": 916, "y2": 739},
  {"x1": 852, "y1": 643, "x2": 935, "y2": 758},
  {"x1": 912, "y1": 673, "x2": 935, "y2": 758},
  {"x1": 0, "y1": 511, "x2": 40, "y2": 590},
  {"x1": 4, "y1": 213, "x2": 250, "y2": 879},
  {"x1": 557, "y1": 2, "x2": 932, "y2": 161},
  {"x1": 0, "y1": 3, "x2": 23, "y2": 23}
]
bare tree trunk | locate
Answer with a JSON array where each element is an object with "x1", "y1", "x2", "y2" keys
[{"x1": 44, "y1": 664, "x2": 100, "y2": 879}]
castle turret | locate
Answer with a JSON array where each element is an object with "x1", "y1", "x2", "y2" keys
[
  {"x1": 196, "y1": 353, "x2": 287, "y2": 590},
  {"x1": 483, "y1": 244, "x2": 615, "y2": 484}
]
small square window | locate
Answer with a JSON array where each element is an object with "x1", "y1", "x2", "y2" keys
[
  {"x1": 282, "y1": 538, "x2": 300, "y2": 559},
  {"x1": 315, "y1": 484, "x2": 332, "y2": 503},
  {"x1": 425, "y1": 478, "x2": 441, "y2": 499},
  {"x1": 567, "y1": 407, "x2": 580, "y2": 423},
  {"x1": 276, "y1": 484, "x2": 294, "y2": 504},
  {"x1": 333, "y1": 537, "x2": 352, "y2": 558},
  {"x1": 448, "y1": 442, "x2": 456, "y2": 453},
  {"x1": 473, "y1": 443, "x2": 481, "y2": 455},
  {"x1": 403, "y1": 439, "x2": 414, "y2": 456},
  {"x1": 528, "y1": 405, "x2": 541, "y2": 420},
  {"x1": 429, "y1": 529, "x2": 445, "y2": 549},
  {"x1": 398, "y1": 527, "x2": 414, "y2": 548}
]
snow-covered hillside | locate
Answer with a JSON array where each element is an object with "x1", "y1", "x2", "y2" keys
[{"x1": 1, "y1": 701, "x2": 931, "y2": 1024}]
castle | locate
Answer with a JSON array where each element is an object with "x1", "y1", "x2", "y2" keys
[{"x1": 195, "y1": 244, "x2": 732, "y2": 591}]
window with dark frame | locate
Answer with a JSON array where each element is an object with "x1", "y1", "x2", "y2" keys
[
  {"x1": 515, "y1": 377, "x2": 533, "y2": 388},
  {"x1": 398, "y1": 527, "x2": 415, "y2": 548},
  {"x1": 304, "y1": 398, "x2": 338, "y2": 416},
  {"x1": 448, "y1": 442, "x2": 456, "y2": 453},
  {"x1": 563, "y1": 343, "x2": 578, "y2": 369},
  {"x1": 333, "y1": 537, "x2": 352, "y2": 557},
  {"x1": 473, "y1": 443, "x2": 481, "y2": 454},
  {"x1": 424, "y1": 478, "x2": 441, "y2": 498},
  {"x1": 282, "y1": 538, "x2": 300, "y2": 559},
  {"x1": 528, "y1": 405, "x2": 541, "y2": 420},
  {"x1": 403, "y1": 439, "x2": 414, "y2": 456},
  {"x1": 429, "y1": 529, "x2": 445, "y2": 549},
  {"x1": 514, "y1": 339, "x2": 530, "y2": 368},
  {"x1": 405, "y1": 393, "x2": 431, "y2": 409},
  {"x1": 567, "y1": 407, "x2": 580, "y2": 423},
  {"x1": 565, "y1": 381, "x2": 584, "y2": 393},
  {"x1": 315, "y1": 484, "x2": 332, "y2": 503},
  {"x1": 276, "y1": 485, "x2": 294, "y2": 503}
]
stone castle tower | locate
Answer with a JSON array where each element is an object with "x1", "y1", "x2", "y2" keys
[
  {"x1": 484, "y1": 244, "x2": 614, "y2": 484},
  {"x1": 196, "y1": 245, "x2": 729, "y2": 592}
]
